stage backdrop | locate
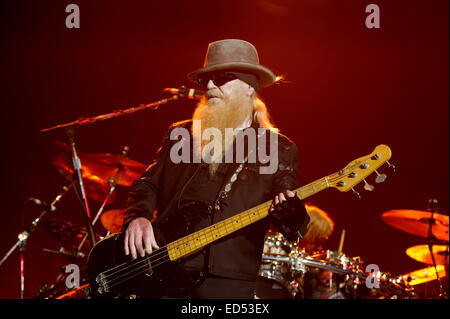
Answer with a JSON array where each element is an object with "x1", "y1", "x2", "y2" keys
[{"x1": 0, "y1": 0, "x2": 448, "y2": 298}]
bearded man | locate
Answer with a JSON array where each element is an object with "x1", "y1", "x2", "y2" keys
[{"x1": 122, "y1": 39, "x2": 310, "y2": 298}]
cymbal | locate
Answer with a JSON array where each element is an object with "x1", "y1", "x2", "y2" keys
[
  {"x1": 406, "y1": 244, "x2": 449, "y2": 265},
  {"x1": 401, "y1": 265, "x2": 447, "y2": 286},
  {"x1": 382, "y1": 209, "x2": 449, "y2": 241},
  {"x1": 50, "y1": 141, "x2": 116, "y2": 204},
  {"x1": 100, "y1": 209, "x2": 125, "y2": 233},
  {"x1": 80, "y1": 153, "x2": 146, "y2": 187},
  {"x1": 51, "y1": 143, "x2": 146, "y2": 187},
  {"x1": 83, "y1": 177, "x2": 116, "y2": 204},
  {"x1": 44, "y1": 219, "x2": 101, "y2": 243}
]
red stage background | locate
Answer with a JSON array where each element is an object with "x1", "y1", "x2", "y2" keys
[{"x1": 0, "y1": 0, "x2": 448, "y2": 298}]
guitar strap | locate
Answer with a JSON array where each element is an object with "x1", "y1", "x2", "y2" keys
[
  {"x1": 212, "y1": 157, "x2": 248, "y2": 213},
  {"x1": 211, "y1": 127, "x2": 263, "y2": 213}
]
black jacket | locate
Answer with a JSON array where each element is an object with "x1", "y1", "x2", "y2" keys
[{"x1": 123, "y1": 120, "x2": 310, "y2": 281}]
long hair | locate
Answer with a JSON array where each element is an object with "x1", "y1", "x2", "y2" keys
[
  {"x1": 253, "y1": 94, "x2": 279, "y2": 133},
  {"x1": 301, "y1": 204, "x2": 335, "y2": 252}
]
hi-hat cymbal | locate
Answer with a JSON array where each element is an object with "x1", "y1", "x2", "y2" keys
[
  {"x1": 406, "y1": 244, "x2": 449, "y2": 265},
  {"x1": 401, "y1": 265, "x2": 447, "y2": 286},
  {"x1": 382, "y1": 210, "x2": 449, "y2": 241},
  {"x1": 100, "y1": 209, "x2": 125, "y2": 233}
]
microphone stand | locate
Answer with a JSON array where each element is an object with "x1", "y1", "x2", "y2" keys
[
  {"x1": 40, "y1": 95, "x2": 180, "y2": 133},
  {"x1": 0, "y1": 185, "x2": 71, "y2": 298},
  {"x1": 426, "y1": 199, "x2": 447, "y2": 299}
]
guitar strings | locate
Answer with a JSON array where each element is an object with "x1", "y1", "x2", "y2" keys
[
  {"x1": 104, "y1": 225, "x2": 259, "y2": 288},
  {"x1": 98, "y1": 160, "x2": 363, "y2": 287},
  {"x1": 98, "y1": 158, "x2": 375, "y2": 289},
  {"x1": 102, "y1": 191, "x2": 300, "y2": 286},
  {"x1": 102, "y1": 204, "x2": 268, "y2": 286},
  {"x1": 98, "y1": 169, "x2": 331, "y2": 282},
  {"x1": 99, "y1": 202, "x2": 265, "y2": 279},
  {"x1": 101, "y1": 193, "x2": 282, "y2": 280},
  {"x1": 104, "y1": 186, "x2": 328, "y2": 289}
]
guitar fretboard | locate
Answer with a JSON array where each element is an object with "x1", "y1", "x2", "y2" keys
[{"x1": 166, "y1": 176, "x2": 333, "y2": 261}]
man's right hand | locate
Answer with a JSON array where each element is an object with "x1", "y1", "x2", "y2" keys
[{"x1": 124, "y1": 217, "x2": 159, "y2": 259}]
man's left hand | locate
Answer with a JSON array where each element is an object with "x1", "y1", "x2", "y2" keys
[{"x1": 269, "y1": 190, "x2": 296, "y2": 213}]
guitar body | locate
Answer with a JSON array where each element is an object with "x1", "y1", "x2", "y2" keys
[{"x1": 87, "y1": 202, "x2": 209, "y2": 299}]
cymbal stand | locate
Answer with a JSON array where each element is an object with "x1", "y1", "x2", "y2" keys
[
  {"x1": 426, "y1": 198, "x2": 447, "y2": 299},
  {"x1": 76, "y1": 146, "x2": 129, "y2": 252},
  {"x1": 0, "y1": 184, "x2": 71, "y2": 298}
]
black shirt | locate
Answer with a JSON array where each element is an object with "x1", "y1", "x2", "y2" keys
[{"x1": 180, "y1": 163, "x2": 230, "y2": 207}]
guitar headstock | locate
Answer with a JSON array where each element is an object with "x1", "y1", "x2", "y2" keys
[{"x1": 327, "y1": 144, "x2": 394, "y2": 198}]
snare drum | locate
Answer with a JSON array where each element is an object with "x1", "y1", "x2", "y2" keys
[{"x1": 256, "y1": 231, "x2": 299, "y2": 298}]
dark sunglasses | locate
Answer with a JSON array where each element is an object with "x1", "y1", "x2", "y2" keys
[{"x1": 197, "y1": 72, "x2": 238, "y2": 89}]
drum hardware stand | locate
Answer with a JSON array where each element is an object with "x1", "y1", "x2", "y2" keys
[
  {"x1": 42, "y1": 247, "x2": 85, "y2": 260},
  {"x1": 76, "y1": 145, "x2": 129, "y2": 252},
  {"x1": 65, "y1": 126, "x2": 97, "y2": 249},
  {"x1": 425, "y1": 199, "x2": 447, "y2": 299},
  {"x1": 0, "y1": 184, "x2": 71, "y2": 299}
]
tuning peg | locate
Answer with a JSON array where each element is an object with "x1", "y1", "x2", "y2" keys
[
  {"x1": 363, "y1": 179, "x2": 375, "y2": 191},
  {"x1": 352, "y1": 188, "x2": 361, "y2": 200},
  {"x1": 374, "y1": 170, "x2": 387, "y2": 183},
  {"x1": 386, "y1": 161, "x2": 396, "y2": 173}
]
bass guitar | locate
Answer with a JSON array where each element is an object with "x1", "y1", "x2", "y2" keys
[{"x1": 87, "y1": 144, "x2": 393, "y2": 298}]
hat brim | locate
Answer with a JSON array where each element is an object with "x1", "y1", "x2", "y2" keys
[{"x1": 188, "y1": 62, "x2": 275, "y2": 88}]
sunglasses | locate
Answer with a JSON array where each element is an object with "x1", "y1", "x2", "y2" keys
[{"x1": 197, "y1": 72, "x2": 238, "y2": 89}]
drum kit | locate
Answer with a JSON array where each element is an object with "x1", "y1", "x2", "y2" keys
[
  {"x1": 0, "y1": 89, "x2": 187, "y2": 299},
  {"x1": 0, "y1": 137, "x2": 146, "y2": 299},
  {"x1": 1, "y1": 139, "x2": 448, "y2": 299},
  {"x1": 256, "y1": 206, "x2": 449, "y2": 299},
  {"x1": 1, "y1": 138, "x2": 448, "y2": 300},
  {"x1": 35, "y1": 143, "x2": 145, "y2": 299}
]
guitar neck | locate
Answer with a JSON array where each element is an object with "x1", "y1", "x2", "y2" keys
[{"x1": 166, "y1": 176, "x2": 331, "y2": 261}]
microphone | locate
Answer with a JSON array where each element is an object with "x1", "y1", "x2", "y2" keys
[{"x1": 163, "y1": 86, "x2": 205, "y2": 99}]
